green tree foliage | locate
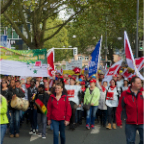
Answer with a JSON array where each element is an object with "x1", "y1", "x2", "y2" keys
[
  {"x1": 67, "y1": 0, "x2": 143, "y2": 61},
  {"x1": 1, "y1": 0, "x2": 14, "y2": 14},
  {"x1": 2, "y1": 0, "x2": 92, "y2": 49},
  {"x1": 44, "y1": 19, "x2": 72, "y2": 62}
]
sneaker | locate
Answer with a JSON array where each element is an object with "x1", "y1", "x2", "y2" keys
[
  {"x1": 15, "y1": 133, "x2": 19, "y2": 138},
  {"x1": 91, "y1": 125, "x2": 95, "y2": 129},
  {"x1": 10, "y1": 134, "x2": 14, "y2": 138},
  {"x1": 33, "y1": 129, "x2": 36, "y2": 135},
  {"x1": 42, "y1": 136, "x2": 46, "y2": 139},
  {"x1": 86, "y1": 124, "x2": 90, "y2": 130},
  {"x1": 106, "y1": 123, "x2": 112, "y2": 130},
  {"x1": 29, "y1": 129, "x2": 33, "y2": 134},
  {"x1": 38, "y1": 133, "x2": 42, "y2": 137}
]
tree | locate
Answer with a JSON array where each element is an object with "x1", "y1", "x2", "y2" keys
[
  {"x1": 44, "y1": 18, "x2": 73, "y2": 62},
  {"x1": 67, "y1": 0, "x2": 143, "y2": 61},
  {"x1": 1, "y1": 0, "x2": 14, "y2": 14},
  {"x1": 2, "y1": 0, "x2": 92, "y2": 49}
]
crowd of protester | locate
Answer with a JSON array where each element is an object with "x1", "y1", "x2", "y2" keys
[{"x1": 0, "y1": 72, "x2": 143, "y2": 144}]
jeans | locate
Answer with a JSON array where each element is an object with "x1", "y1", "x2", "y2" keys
[
  {"x1": 29, "y1": 109, "x2": 37, "y2": 130},
  {"x1": 125, "y1": 124, "x2": 143, "y2": 144},
  {"x1": 9, "y1": 109, "x2": 20, "y2": 134},
  {"x1": 99, "y1": 110, "x2": 107, "y2": 126},
  {"x1": 75, "y1": 110, "x2": 82, "y2": 124},
  {"x1": 1, "y1": 124, "x2": 7, "y2": 144},
  {"x1": 86, "y1": 106, "x2": 98, "y2": 126},
  {"x1": 52, "y1": 120, "x2": 65, "y2": 144},
  {"x1": 107, "y1": 106, "x2": 116, "y2": 123},
  {"x1": 37, "y1": 113, "x2": 47, "y2": 136},
  {"x1": 70, "y1": 101, "x2": 76, "y2": 125}
]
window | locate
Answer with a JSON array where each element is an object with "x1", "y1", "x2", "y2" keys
[
  {"x1": 78, "y1": 56, "x2": 83, "y2": 61},
  {"x1": 85, "y1": 56, "x2": 89, "y2": 61},
  {"x1": 7, "y1": 28, "x2": 12, "y2": 38}
]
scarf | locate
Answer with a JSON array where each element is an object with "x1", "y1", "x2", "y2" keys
[
  {"x1": 101, "y1": 86, "x2": 106, "y2": 92},
  {"x1": 81, "y1": 87, "x2": 86, "y2": 92},
  {"x1": 45, "y1": 88, "x2": 49, "y2": 91},
  {"x1": 25, "y1": 84, "x2": 30, "y2": 89},
  {"x1": 110, "y1": 86, "x2": 116, "y2": 91}
]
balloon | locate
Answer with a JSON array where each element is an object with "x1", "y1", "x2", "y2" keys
[{"x1": 73, "y1": 67, "x2": 81, "y2": 74}]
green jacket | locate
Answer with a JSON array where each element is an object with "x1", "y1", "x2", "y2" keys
[
  {"x1": 84, "y1": 87, "x2": 100, "y2": 106},
  {"x1": 0, "y1": 96, "x2": 9, "y2": 124}
]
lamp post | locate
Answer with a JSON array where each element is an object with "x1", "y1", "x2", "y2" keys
[{"x1": 135, "y1": 0, "x2": 139, "y2": 58}]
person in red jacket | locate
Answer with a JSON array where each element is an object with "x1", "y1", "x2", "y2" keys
[
  {"x1": 47, "y1": 82, "x2": 72, "y2": 144},
  {"x1": 116, "y1": 76, "x2": 143, "y2": 144}
]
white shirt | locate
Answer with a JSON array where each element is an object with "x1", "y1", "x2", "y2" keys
[
  {"x1": 106, "y1": 87, "x2": 119, "y2": 107},
  {"x1": 122, "y1": 86, "x2": 128, "y2": 92},
  {"x1": 117, "y1": 80, "x2": 124, "y2": 88},
  {"x1": 65, "y1": 85, "x2": 81, "y2": 105}
]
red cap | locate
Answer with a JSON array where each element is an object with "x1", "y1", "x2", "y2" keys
[
  {"x1": 113, "y1": 75, "x2": 117, "y2": 77},
  {"x1": 81, "y1": 81, "x2": 85, "y2": 85},
  {"x1": 80, "y1": 75, "x2": 84, "y2": 78},
  {"x1": 59, "y1": 76, "x2": 63, "y2": 79},
  {"x1": 64, "y1": 78, "x2": 67, "y2": 83},
  {"x1": 70, "y1": 76, "x2": 76, "y2": 81},
  {"x1": 90, "y1": 79, "x2": 96, "y2": 83},
  {"x1": 68, "y1": 75, "x2": 72, "y2": 78}
]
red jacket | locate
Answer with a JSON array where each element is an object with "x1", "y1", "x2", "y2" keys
[
  {"x1": 47, "y1": 94, "x2": 72, "y2": 122},
  {"x1": 116, "y1": 87, "x2": 144, "y2": 126}
]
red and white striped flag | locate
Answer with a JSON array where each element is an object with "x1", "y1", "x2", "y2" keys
[
  {"x1": 49, "y1": 79, "x2": 54, "y2": 88},
  {"x1": 103, "y1": 59, "x2": 123, "y2": 83},
  {"x1": 124, "y1": 31, "x2": 144, "y2": 80},
  {"x1": 47, "y1": 49, "x2": 55, "y2": 77}
]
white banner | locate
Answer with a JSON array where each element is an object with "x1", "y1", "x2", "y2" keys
[
  {"x1": 66, "y1": 60, "x2": 82, "y2": 70},
  {"x1": 0, "y1": 59, "x2": 50, "y2": 77}
]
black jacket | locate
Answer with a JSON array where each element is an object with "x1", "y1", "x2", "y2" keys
[
  {"x1": 8, "y1": 87, "x2": 25, "y2": 110},
  {"x1": 27, "y1": 87, "x2": 38, "y2": 109},
  {"x1": 34, "y1": 92, "x2": 50, "y2": 113},
  {"x1": 1, "y1": 89, "x2": 12, "y2": 100}
]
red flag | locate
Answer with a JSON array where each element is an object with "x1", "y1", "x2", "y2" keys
[
  {"x1": 47, "y1": 49, "x2": 55, "y2": 77},
  {"x1": 124, "y1": 31, "x2": 144, "y2": 80}
]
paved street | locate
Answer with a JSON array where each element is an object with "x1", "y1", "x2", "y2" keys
[{"x1": 3, "y1": 121, "x2": 140, "y2": 144}]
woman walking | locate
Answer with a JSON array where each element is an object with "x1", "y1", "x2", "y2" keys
[
  {"x1": 47, "y1": 82, "x2": 71, "y2": 144},
  {"x1": 106, "y1": 79, "x2": 119, "y2": 130},
  {"x1": 122, "y1": 78, "x2": 129, "y2": 91},
  {"x1": 0, "y1": 94, "x2": 9, "y2": 144},
  {"x1": 65, "y1": 76, "x2": 81, "y2": 130},
  {"x1": 84, "y1": 79, "x2": 100, "y2": 130}
]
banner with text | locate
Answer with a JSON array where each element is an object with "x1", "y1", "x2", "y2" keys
[{"x1": 0, "y1": 46, "x2": 50, "y2": 77}]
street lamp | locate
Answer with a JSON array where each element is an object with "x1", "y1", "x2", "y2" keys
[{"x1": 136, "y1": 0, "x2": 139, "y2": 58}]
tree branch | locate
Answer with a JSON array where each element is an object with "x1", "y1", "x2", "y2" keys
[
  {"x1": 1, "y1": 0, "x2": 14, "y2": 14},
  {"x1": 18, "y1": 1, "x2": 31, "y2": 40},
  {"x1": 43, "y1": 8, "x2": 84, "y2": 42}
]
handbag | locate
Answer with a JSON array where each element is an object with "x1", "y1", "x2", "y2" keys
[{"x1": 83, "y1": 93, "x2": 94, "y2": 110}]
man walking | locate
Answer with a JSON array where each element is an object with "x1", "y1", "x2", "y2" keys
[
  {"x1": 116, "y1": 76, "x2": 143, "y2": 144},
  {"x1": 9, "y1": 80, "x2": 25, "y2": 138}
]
